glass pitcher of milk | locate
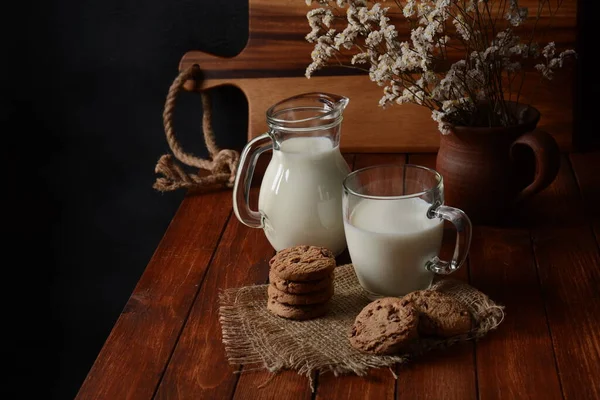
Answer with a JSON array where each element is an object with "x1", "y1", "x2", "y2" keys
[{"x1": 233, "y1": 92, "x2": 351, "y2": 254}]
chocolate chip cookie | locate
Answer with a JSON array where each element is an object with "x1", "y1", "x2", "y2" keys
[
  {"x1": 349, "y1": 297, "x2": 419, "y2": 355},
  {"x1": 267, "y1": 299, "x2": 330, "y2": 320},
  {"x1": 269, "y1": 269, "x2": 333, "y2": 294},
  {"x1": 268, "y1": 283, "x2": 333, "y2": 305},
  {"x1": 269, "y1": 245, "x2": 336, "y2": 281},
  {"x1": 403, "y1": 290, "x2": 472, "y2": 337}
]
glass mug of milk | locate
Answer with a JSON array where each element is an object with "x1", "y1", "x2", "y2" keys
[
  {"x1": 233, "y1": 92, "x2": 351, "y2": 254},
  {"x1": 343, "y1": 165, "x2": 472, "y2": 299}
]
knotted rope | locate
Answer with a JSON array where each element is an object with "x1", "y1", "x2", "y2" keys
[{"x1": 154, "y1": 64, "x2": 240, "y2": 192}]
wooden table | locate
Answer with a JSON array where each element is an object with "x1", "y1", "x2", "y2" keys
[{"x1": 77, "y1": 153, "x2": 600, "y2": 400}]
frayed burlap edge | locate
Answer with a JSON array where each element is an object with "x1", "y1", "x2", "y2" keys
[{"x1": 218, "y1": 264, "x2": 504, "y2": 390}]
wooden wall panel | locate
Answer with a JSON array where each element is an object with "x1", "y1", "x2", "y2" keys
[{"x1": 179, "y1": 0, "x2": 577, "y2": 152}]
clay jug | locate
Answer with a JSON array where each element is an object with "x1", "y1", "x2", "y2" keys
[{"x1": 436, "y1": 105, "x2": 560, "y2": 224}]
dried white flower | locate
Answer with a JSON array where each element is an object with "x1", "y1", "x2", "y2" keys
[
  {"x1": 335, "y1": 25, "x2": 360, "y2": 50},
  {"x1": 534, "y1": 63, "x2": 552, "y2": 80},
  {"x1": 403, "y1": 0, "x2": 416, "y2": 17},
  {"x1": 365, "y1": 30, "x2": 384, "y2": 47},
  {"x1": 305, "y1": 29, "x2": 337, "y2": 78},
  {"x1": 370, "y1": 53, "x2": 395, "y2": 85},
  {"x1": 306, "y1": 30, "x2": 320, "y2": 43},
  {"x1": 417, "y1": 2, "x2": 434, "y2": 22},
  {"x1": 431, "y1": 110, "x2": 453, "y2": 135},
  {"x1": 323, "y1": 13, "x2": 335, "y2": 27},
  {"x1": 509, "y1": 43, "x2": 527, "y2": 56},
  {"x1": 358, "y1": 3, "x2": 387, "y2": 25},
  {"x1": 506, "y1": 0, "x2": 528, "y2": 27},
  {"x1": 394, "y1": 85, "x2": 425, "y2": 105},
  {"x1": 453, "y1": 15, "x2": 470, "y2": 41},
  {"x1": 542, "y1": 42, "x2": 556, "y2": 59},
  {"x1": 483, "y1": 45, "x2": 499, "y2": 60},
  {"x1": 352, "y1": 52, "x2": 370, "y2": 64},
  {"x1": 536, "y1": 46, "x2": 576, "y2": 80},
  {"x1": 423, "y1": 70, "x2": 439, "y2": 85},
  {"x1": 304, "y1": 0, "x2": 576, "y2": 134},
  {"x1": 336, "y1": 0, "x2": 368, "y2": 6},
  {"x1": 423, "y1": 20, "x2": 441, "y2": 42},
  {"x1": 306, "y1": 9, "x2": 334, "y2": 43},
  {"x1": 379, "y1": 83, "x2": 401, "y2": 107},
  {"x1": 382, "y1": 23, "x2": 398, "y2": 44}
]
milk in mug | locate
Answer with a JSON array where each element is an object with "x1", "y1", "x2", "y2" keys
[
  {"x1": 259, "y1": 137, "x2": 350, "y2": 254},
  {"x1": 344, "y1": 197, "x2": 444, "y2": 296}
]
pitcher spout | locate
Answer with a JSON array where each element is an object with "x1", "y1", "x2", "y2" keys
[{"x1": 332, "y1": 94, "x2": 350, "y2": 113}]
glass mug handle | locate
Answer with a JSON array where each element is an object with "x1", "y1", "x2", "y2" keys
[
  {"x1": 232, "y1": 132, "x2": 272, "y2": 229},
  {"x1": 426, "y1": 205, "x2": 473, "y2": 275}
]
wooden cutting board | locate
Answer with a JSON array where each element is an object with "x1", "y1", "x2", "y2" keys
[{"x1": 180, "y1": 0, "x2": 577, "y2": 152}]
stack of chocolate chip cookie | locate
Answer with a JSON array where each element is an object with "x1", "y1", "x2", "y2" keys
[
  {"x1": 349, "y1": 290, "x2": 472, "y2": 355},
  {"x1": 267, "y1": 245, "x2": 336, "y2": 320}
]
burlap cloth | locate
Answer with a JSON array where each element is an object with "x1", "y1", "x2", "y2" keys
[{"x1": 219, "y1": 264, "x2": 504, "y2": 388}]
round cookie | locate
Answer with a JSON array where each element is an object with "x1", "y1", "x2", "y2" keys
[
  {"x1": 403, "y1": 290, "x2": 472, "y2": 337},
  {"x1": 269, "y1": 269, "x2": 333, "y2": 294},
  {"x1": 267, "y1": 299, "x2": 329, "y2": 320},
  {"x1": 349, "y1": 297, "x2": 419, "y2": 355},
  {"x1": 269, "y1": 245, "x2": 336, "y2": 281},
  {"x1": 268, "y1": 283, "x2": 333, "y2": 305}
]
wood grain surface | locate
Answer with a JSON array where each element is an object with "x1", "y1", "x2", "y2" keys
[
  {"x1": 77, "y1": 151, "x2": 600, "y2": 400},
  {"x1": 154, "y1": 191, "x2": 274, "y2": 399},
  {"x1": 233, "y1": 371, "x2": 313, "y2": 400},
  {"x1": 469, "y1": 227, "x2": 562, "y2": 400},
  {"x1": 76, "y1": 191, "x2": 232, "y2": 400},
  {"x1": 526, "y1": 156, "x2": 600, "y2": 400},
  {"x1": 177, "y1": 0, "x2": 577, "y2": 152}
]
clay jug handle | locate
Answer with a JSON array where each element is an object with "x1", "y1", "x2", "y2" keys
[{"x1": 510, "y1": 130, "x2": 560, "y2": 204}]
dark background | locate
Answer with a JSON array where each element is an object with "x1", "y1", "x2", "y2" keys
[
  {"x1": 2, "y1": 1, "x2": 597, "y2": 398},
  {"x1": 3, "y1": 1, "x2": 248, "y2": 398}
]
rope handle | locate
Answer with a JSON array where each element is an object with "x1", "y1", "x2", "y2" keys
[{"x1": 154, "y1": 64, "x2": 240, "y2": 192}]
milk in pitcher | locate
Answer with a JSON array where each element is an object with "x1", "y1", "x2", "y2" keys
[
  {"x1": 344, "y1": 197, "x2": 444, "y2": 296},
  {"x1": 259, "y1": 136, "x2": 350, "y2": 254}
]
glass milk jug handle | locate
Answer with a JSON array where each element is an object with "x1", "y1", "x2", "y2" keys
[
  {"x1": 426, "y1": 205, "x2": 472, "y2": 275},
  {"x1": 233, "y1": 133, "x2": 272, "y2": 228}
]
